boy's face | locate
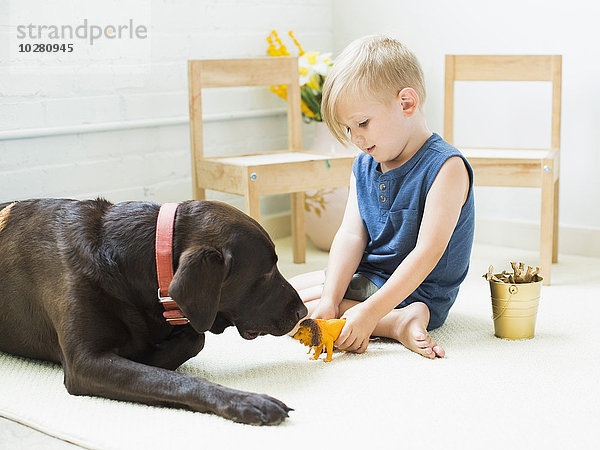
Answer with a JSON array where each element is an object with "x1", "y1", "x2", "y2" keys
[{"x1": 337, "y1": 91, "x2": 416, "y2": 171}]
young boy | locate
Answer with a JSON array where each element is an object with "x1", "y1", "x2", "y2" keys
[{"x1": 290, "y1": 35, "x2": 474, "y2": 359}]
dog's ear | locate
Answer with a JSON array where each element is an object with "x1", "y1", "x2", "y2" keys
[{"x1": 169, "y1": 246, "x2": 226, "y2": 333}]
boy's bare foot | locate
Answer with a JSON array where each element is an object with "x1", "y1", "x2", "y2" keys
[{"x1": 394, "y1": 302, "x2": 445, "y2": 359}]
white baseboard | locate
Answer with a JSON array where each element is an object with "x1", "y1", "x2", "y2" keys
[
  {"x1": 475, "y1": 217, "x2": 600, "y2": 258},
  {"x1": 262, "y1": 212, "x2": 292, "y2": 241},
  {"x1": 265, "y1": 213, "x2": 600, "y2": 258}
]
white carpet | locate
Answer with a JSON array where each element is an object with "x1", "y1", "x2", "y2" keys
[{"x1": 1, "y1": 240, "x2": 599, "y2": 450}]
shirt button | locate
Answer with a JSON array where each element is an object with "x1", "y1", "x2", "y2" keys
[
  {"x1": 380, "y1": 183, "x2": 386, "y2": 191},
  {"x1": 380, "y1": 195, "x2": 387, "y2": 203}
]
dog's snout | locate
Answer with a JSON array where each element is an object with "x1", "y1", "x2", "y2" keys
[{"x1": 295, "y1": 304, "x2": 308, "y2": 322}]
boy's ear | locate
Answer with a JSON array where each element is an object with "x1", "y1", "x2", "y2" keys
[{"x1": 398, "y1": 88, "x2": 418, "y2": 115}]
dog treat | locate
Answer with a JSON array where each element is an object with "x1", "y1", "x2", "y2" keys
[
  {"x1": 293, "y1": 318, "x2": 346, "y2": 362},
  {"x1": 483, "y1": 263, "x2": 541, "y2": 283}
]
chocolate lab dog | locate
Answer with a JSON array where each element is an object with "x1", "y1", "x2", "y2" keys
[{"x1": 0, "y1": 198, "x2": 307, "y2": 425}]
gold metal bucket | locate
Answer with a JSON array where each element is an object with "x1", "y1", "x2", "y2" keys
[{"x1": 489, "y1": 275, "x2": 543, "y2": 340}]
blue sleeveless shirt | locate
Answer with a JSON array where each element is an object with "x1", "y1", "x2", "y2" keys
[{"x1": 353, "y1": 133, "x2": 475, "y2": 329}]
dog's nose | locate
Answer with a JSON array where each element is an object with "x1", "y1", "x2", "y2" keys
[
  {"x1": 295, "y1": 304, "x2": 308, "y2": 322},
  {"x1": 287, "y1": 304, "x2": 309, "y2": 337}
]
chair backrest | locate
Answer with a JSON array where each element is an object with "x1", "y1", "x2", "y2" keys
[
  {"x1": 444, "y1": 55, "x2": 562, "y2": 149},
  {"x1": 188, "y1": 56, "x2": 302, "y2": 160}
]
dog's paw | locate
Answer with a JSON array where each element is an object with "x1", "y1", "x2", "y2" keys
[{"x1": 216, "y1": 389, "x2": 293, "y2": 425}]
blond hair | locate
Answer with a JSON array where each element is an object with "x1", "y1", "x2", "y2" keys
[{"x1": 322, "y1": 35, "x2": 426, "y2": 144}]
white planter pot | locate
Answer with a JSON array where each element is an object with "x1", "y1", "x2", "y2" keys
[{"x1": 305, "y1": 122, "x2": 358, "y2": 251}]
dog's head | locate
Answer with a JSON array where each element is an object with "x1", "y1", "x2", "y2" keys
[{"x1": 168, "y1": 201, "x2": 307, "y2": 339}]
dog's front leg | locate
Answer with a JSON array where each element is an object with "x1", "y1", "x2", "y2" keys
[
  {"x1": 139, "y1": 326, "x2": 205, "y2": 370},
  {"x1": 62, "y1": 352, "x2": 292, "y2": 425}
]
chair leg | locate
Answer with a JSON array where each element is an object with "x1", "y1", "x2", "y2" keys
[
  {"x1": 540, "y1": 172, "x2": 555, "y2": 286},
  {"x1": 244, "y1": 190, "x2": 261, "y2": 223},
  {"x1": 193, "y1": 187, "x2": 206, "y2": 201},
  {"x1": 291, "y1": 192, "x2": 306, "y2": 264},
  {"x1": 552, "y1": 178, "x2": 560, "y2": 263}
]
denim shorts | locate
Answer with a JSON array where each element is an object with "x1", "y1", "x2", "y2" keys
[
  {"x1": 342, "y1": 272, "x2": 451, "y2": 331},
  {"x1": 344, "y1": 273, "x2": 379, "y2": 301}
]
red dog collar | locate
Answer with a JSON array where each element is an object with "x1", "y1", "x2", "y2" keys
[{"x1": 155, "y1": 202, "x2": 189, "y2": 326}]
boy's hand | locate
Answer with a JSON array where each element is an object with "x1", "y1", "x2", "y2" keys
[
  {"x1": 335, "y1": 303, "x2": 378, "y2": 353},
  {"x1": 311, "y1": 298, "x2": 339, "y2": 320}
]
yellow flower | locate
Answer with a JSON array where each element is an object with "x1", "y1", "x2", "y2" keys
[
  {"x1": 302, "y1": 103, "x2": 316, "y2": 118},
  {"x1": 266, "y1": 30, "x2": 333, "y2": 122},
  {"x1": 269, "y1": 84, "x2": 315, "y2": 118},
  {"x1": 269, "y1": 85, "x2": 287, "y2": 101},
  {"x1": 266, "y1": 30, "x2": 290, "y2": 57},
  {"x1": 306, "y1": 74, "x2": 320, "y2": 91},
  {"x1": 305, "y1": 52, "x2": 318, "y2": 65}
]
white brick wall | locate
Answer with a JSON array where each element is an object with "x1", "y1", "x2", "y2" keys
[{"x1": 0, "y1": 0, "x2": 332, "y2": 220}]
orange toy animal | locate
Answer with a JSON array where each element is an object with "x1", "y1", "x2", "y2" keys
[{"x1": 293, "y1": 318, "x2": 346, "y2": 362}]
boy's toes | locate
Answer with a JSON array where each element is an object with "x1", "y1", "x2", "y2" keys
[
  {"x1": 415, "y1": 334, "x2": 444, "y2": 359},
  {"x1": 414, "y1": 342, "x2": 436, "y2": 359},
  {"x1": 413, "y1": 329, "x2": 430, "y2": 344},
  {"x1": 423, "y1": 347, "x2": 436, "y2": 359},
  {"x1": 414, "y1": 333, "x2": 427, "y2": 343}
]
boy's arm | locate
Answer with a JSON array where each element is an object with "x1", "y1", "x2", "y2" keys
[
  {"x1": 336, "y1": 156, "x2": 470, "y2": 351},
  {"x1": 312, "y1": 172, "x2": 368, "y2": 319}
]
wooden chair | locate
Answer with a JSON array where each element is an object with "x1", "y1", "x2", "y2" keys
[
  {"x1": 444, "y1": 55, "x2": 562, "y2": 285},
  {"x1": 188, "y1": 56, "x2": 354, "y2": 263}
]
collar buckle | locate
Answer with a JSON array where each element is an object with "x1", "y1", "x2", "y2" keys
[{"x1": 158, "y1": 289, "x2": 190, "y2": 325}]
